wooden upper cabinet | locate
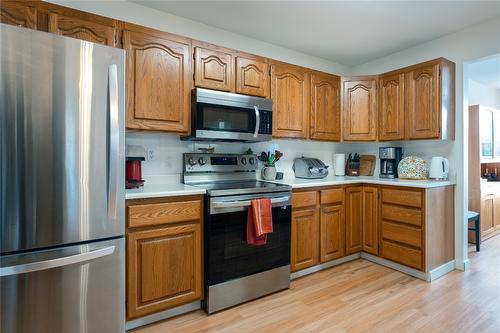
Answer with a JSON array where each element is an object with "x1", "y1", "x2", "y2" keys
[
  {"x1": 0, "y1": 1, "x2": 37, "y2": 29},
  {"x1": 345, "y1": 186, "x2": 363, "y2": 254},
  {"x1": 310, "y1": 72, "x2": 341, "y2": 141},
  {"x1": 235, "y1": 56, "x2": 269, "y2": 97},
  {"x1": 271, "y1": 63, "x2": 310, "y2": 138},
  {"x1": 379, "y1": 72, "x2": 405, "y2": 141},
  {"x1": 194, "y1": 46, "x2": 233, "y2": 92},
  {"x1": 362, "y1": 186, "x2": 379, "y2": 255},
  {"x1": 48, "y1": 12, "x2": 116, "y2": 46},
  {"x1": 405, "y1": 63, "x2": 440, "y2": 139},
  {"x1": 342, "y1": 77, "x2": 378, "y2": 141},
  {"x1": 123, "y1": 28, "x2": 191, "y2": 133}
]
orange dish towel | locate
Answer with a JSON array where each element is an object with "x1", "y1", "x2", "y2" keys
[{"x1": 247, "y1": 198, "x2": 273, "y2": 246}]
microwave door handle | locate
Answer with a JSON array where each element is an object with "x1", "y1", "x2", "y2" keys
[
  {"x1": 253, "y1": 105, "x2": 260, "y2": 138},
  {"x1": 212, "y1": 196, "x2": 290, "y2": 209},
  {"x1": 107, "y1": 64, "x2": 119, "y2": 219}
]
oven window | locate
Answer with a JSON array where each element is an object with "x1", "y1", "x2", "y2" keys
[
  {"x1": 198, "y1": 104, "x2": 254, "y2": 132},
  {"x1": 205, "y1": 205, "x2": 291, "y2": 285}
]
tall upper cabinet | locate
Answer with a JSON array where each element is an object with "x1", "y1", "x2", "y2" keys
[
  {"x1": 123, "y1": 25, "x2": 191, "y2": 133},
  {"x1": 310, "y1": 72, "x2": 341, "y2": 141},
  {"x1": 378, "y1": 72, "x2": 405, "y2": 141},
  {"x1": 342, "y1": 76, "x2": 378, "y2": 141}
]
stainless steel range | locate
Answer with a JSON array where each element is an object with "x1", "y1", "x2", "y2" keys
[{"x1": 183, "y1": 153, "x2": 292, "y2": 314}]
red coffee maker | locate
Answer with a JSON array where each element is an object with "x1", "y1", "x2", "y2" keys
[{"x1": 126, "y1": 156, "x2": 145, "y2": 189}]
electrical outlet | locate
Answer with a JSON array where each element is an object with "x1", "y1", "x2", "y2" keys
[{"x1": 147, "y1": 148, "x2": 154, "y2": 161}]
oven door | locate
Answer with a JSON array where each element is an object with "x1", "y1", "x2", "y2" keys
[{"x1": 205, "y1": 192, "x2": 291, "y2": 286}]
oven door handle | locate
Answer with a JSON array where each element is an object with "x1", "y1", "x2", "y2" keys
[
  {"x1": 212, "y1": 196, "x2": 290, "y2": 209},
  {"x1": 253, "y1": 105, "x2": 260, "y2": 138}
]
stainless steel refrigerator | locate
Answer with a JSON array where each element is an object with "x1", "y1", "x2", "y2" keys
[{"x1": 0, "y1": 24, "x2": 125, "y2": 333}]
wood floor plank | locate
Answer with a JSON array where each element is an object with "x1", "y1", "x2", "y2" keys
[{"x1": 132, "y1": 236, "x2": 500, "y2": 333}]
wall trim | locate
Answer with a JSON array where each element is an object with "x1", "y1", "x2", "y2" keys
[
  {"x1": 360, "y1": 252, "x2": 428, "y2": 280},
  {"x1": 427, "y1": 260, "x2": 456, "y2": 282},
  {"x1": 291, "y1": 253, "x2": 361, "y2": 280},
  {"x1": 125, "y1": 301, "x2": 200, "y2": 331}
]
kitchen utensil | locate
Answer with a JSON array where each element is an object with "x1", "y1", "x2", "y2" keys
[
  {"x1": 359, "y1": 155, "x2": 376, "y2": 176},
  {"x1": 398, "y1": 156, "x2": 429, "y2": 180},
  {"x1": 429, "y1": 157, "x2": 450, "y2": 179}
]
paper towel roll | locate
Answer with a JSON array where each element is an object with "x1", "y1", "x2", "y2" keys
[{"x1": 334, "y1": 154, "x2": 346, "y2": 176}]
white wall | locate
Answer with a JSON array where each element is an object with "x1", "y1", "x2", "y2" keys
[
  {"x1": 469, "y1": 80, "x2": 500, "y2": 109},
  {"x1": 352, "y1": 17, "x2": 500, "y2": 271},
  {"x1": 48, "y1": 0, "x2": 350, "y2": 75}
]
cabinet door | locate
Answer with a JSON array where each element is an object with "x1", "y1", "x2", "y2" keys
[
  {"x1": 342, "y1": 77, "x2": 378, "y2": 141},
  {"x1": 235, "y1": 56, "x2": 269, "y2": 97},
  {"x1": 362, "y1": 186, "x2": 379, "y2": 255},
  {"x1": 0, "y1": 1, "x2": 37, "y2": 29},
  {"x1": 495, "y1": 195, "x2": 500, "y2": 229},
  {"x1": 320, "y1": 204, "x2": 344, "y2": 262},
  {"x1": 48, "y1": 12, "x2": 116, "y2": 46},
  {"x1": 345, "y1": 186, "x2": 363, "y2": 254},
  {"x1": 123, "y1": 29, "x2": 191, "y2": 133},
  {"x1": 271, "y1": 63, "x2": 310, "y2": 138},
  {"x1": 310, "y1": 72, "x2": 341, "y2": 141},
  {"x1": 291, "y1": 207, "x2": 319, "y2": 272},
  {"x1": 127, "y1": 223, "x2": 202, "y2": 319},
  {"x1": 194, "y1": 46, "x2": 233, "y2": 91},
  {"x1": 379, "y1": 73, "x2": 405, "y2": 141},
  {"x1": 405, "y1": 63, "x2": 440, "y2": 139},
  {"x1": 481, "y1": 195, "x2": 495, "y2": 236}
]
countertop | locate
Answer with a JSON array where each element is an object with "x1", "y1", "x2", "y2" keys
[
  {"x1": 126, "y1": 183, "x2": 206, "y2": 200},
  {"x1": 125, "y1": 176, "x2": 454, "y2": 199}
]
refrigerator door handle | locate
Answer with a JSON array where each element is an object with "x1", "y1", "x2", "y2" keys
[
  {"x1": 0, "y1": 246, "x2": 115, "y2": 277},
  {"x1": 107, "y1": 64, "x2": 119, "y2": 219}
]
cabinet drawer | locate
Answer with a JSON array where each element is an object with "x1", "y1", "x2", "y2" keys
[
  {"x1": 381, "y1": 241, "x2": 423, "y2": 270},
  {"x1": 382, "y1": 221, "x2": 422, "y2": 248},
  {"x1": 293, "y1": 191, "x2": 318, "y2": 208},
  {"x1": 382, "y1": 188, "x2": 423, "y2": 208},
  {"x1": 320, "y1": 188, "x2": 344, "y2": 204},
  {"x1": 128, "y1": 199, "x2": 202, "y2": 228},
  {"x1": 381, "y1": 204, "x2": 422, "y2": 226}
]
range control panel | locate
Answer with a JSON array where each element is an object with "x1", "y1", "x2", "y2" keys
[{"x1": 183, "y1": 153, "x2": 258, "y2": 173}]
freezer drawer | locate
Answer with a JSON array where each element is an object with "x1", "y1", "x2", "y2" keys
[{"x1": 0, "y1": 238, "x2": 125, "y2": 333}]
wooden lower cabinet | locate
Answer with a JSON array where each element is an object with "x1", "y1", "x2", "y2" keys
[
  {"x1": 291, "y1": 206, "x2": 319, "y2": 272},
  {"x1": 320, "y1": 204, "x2": 344, "y2": 262},
  {"x1": 345, "y1": 186, "x2": 363, "y2": 254},
  {"x1": 126, "y1": 196, "x2": 203, "y2": 320},
  {"x1": 362, "y1": 186, "x2": 379, "y2": 255}
]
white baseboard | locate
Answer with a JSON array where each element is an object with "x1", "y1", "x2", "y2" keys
[
  {"x1": 360, "y1": 252, "x2": 428, "y2": 281},
  {"x1": 126, "y1": 301, "x2": 200, "y2": 331},
  {"x1": 427, "y1": 260, "x2": 455, "y2": 282},
  {"x1": 291, "y1": 253, "x2": 361, "y2": 280}
]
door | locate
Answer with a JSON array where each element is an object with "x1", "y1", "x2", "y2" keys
[
  {"x1": 0, "y1": 1, "x2": 37, "y2": 29},
  {"x1": 1, "y1": 238, "x2": 125, "y2": 333},
  {"x1": 495, "y1": 195, "x2": 500, "y2": 229},
  {"x1": 127, "y1": 223, "x2": 202, "y2": 319},
  {"x1": 481, "y1": 195, "x2": 495, "y2": 236},
  {"x1": 320, "y1": 204, "x2": 344, "y2": 262},
  {"x1": 271, "y1": 63, "x2": 310, "y2": 138},
  {"x1": 342, "y1": 77, "x2": 378, "y2": 141},
  {"x1": 291, "y1": 207, "x2": 319, "y2": 271},
  {"x1": 123, "y1": 29, "x2": 191, "y2": 133},
  {"x1": 362, "y1": 186, "x2": 379, "y2": 255},
  {"x1": 235, "y1": 56, "x2": 269, "y2": 97},
  {"x1": 405, "y1": 63, "x2": 440, "y2": 139},
  {"x1": 480, "y1": 108, "x2": 494, "y2": 160},
  {"x1": 1, "y1": 25, "x2": 125, "y2": 253},
  {"x1": 345, "y1": 186, "x2": 363, "y2": 254},
  {"x1": 310, "y1": 72, "x2": 341, "y2": 141},
  {"x1": 48, "y1": 12, "x2": 116, "y2": 46},
  {"x1": 379, "y1": 72, "x2": 405, "y2": 141},
  {"x1": 194, "y1": 46, "x2": 234, "y2": 91}
]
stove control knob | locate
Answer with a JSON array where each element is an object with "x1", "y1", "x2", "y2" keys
[
  {"x1": 241, "y1": 157, "x2": 247, "y2": 165},
  {"x1": 188, "y1": 158, "x2": 197, "y2": 166},
  {"x1": 249, "y1": 157, "x2": 255, "y2": 165},
  {"x1": 198, "y1": 157, "x2": 207, "y2": 165}
]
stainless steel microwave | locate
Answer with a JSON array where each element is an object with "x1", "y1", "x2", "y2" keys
[{"x1": 182, "y1": 88, "x2": 273, "y2": 142}]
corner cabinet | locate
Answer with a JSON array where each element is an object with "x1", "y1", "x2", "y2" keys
[
  {"x1": 123, "y1": 27, "x2": 191, "y2": 133},
  {"x1": 126, "y1": 195, "x2": 203, "y2": 320},
  {"x1": 379, "y1": 72, "x2": 405, "y2": 141},
  {"x1": 310, "y1": 72, "x2": 341, "y2": 141},
  {"x1": 271, "y1": 62, "x2": 310, "y2": 139},
  {"x1": 342, "y1": 77, "x2": 378, "y2": 141}
]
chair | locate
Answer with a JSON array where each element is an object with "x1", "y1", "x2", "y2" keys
[{"x1": 468, "y1": 211, "x2": 481, "y2": 252}]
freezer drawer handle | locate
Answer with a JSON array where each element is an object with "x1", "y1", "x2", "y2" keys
[{"x1": 0, "y1": 246, "x2": 115, "y2": 277}]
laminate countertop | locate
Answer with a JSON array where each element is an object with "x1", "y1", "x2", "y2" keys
[{"x1": 125, "y1": 183, "x2": 206, "y2": 200}]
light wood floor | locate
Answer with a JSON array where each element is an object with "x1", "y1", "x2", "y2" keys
[{"x1": 133, "y1": 236, "x2": 500, "y2": 333}]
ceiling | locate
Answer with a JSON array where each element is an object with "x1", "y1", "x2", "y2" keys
[
  {"x1": 130, "y1": 1, "x2": 500, "y2": 67},
  {"x1": 469, "y1": 55, "x2": 500, "y2": 90}
]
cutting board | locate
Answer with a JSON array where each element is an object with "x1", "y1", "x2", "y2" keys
[{"x1": 359, "y1": 155, "x2": 376, "y2": 176}]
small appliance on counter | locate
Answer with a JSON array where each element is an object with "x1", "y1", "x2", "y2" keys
[
  {"x1": 345, "y1": 153, "x2": 361, "y2": 176},
  {"x1": 398, "y1": 156, "x2": 429, "y2": 180},
  {"x1": 293, "y1": 157, "x2": 329, "y2": 179},
  {"x1": 429, "y1": 156, "x2": 450, "y2": 180},
  {"x1": 126, "y1": 145, "x2": 147, "y2": 189},
  {"x1": 379, "y1": 147, "x2": 403, "y2": 178}
]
